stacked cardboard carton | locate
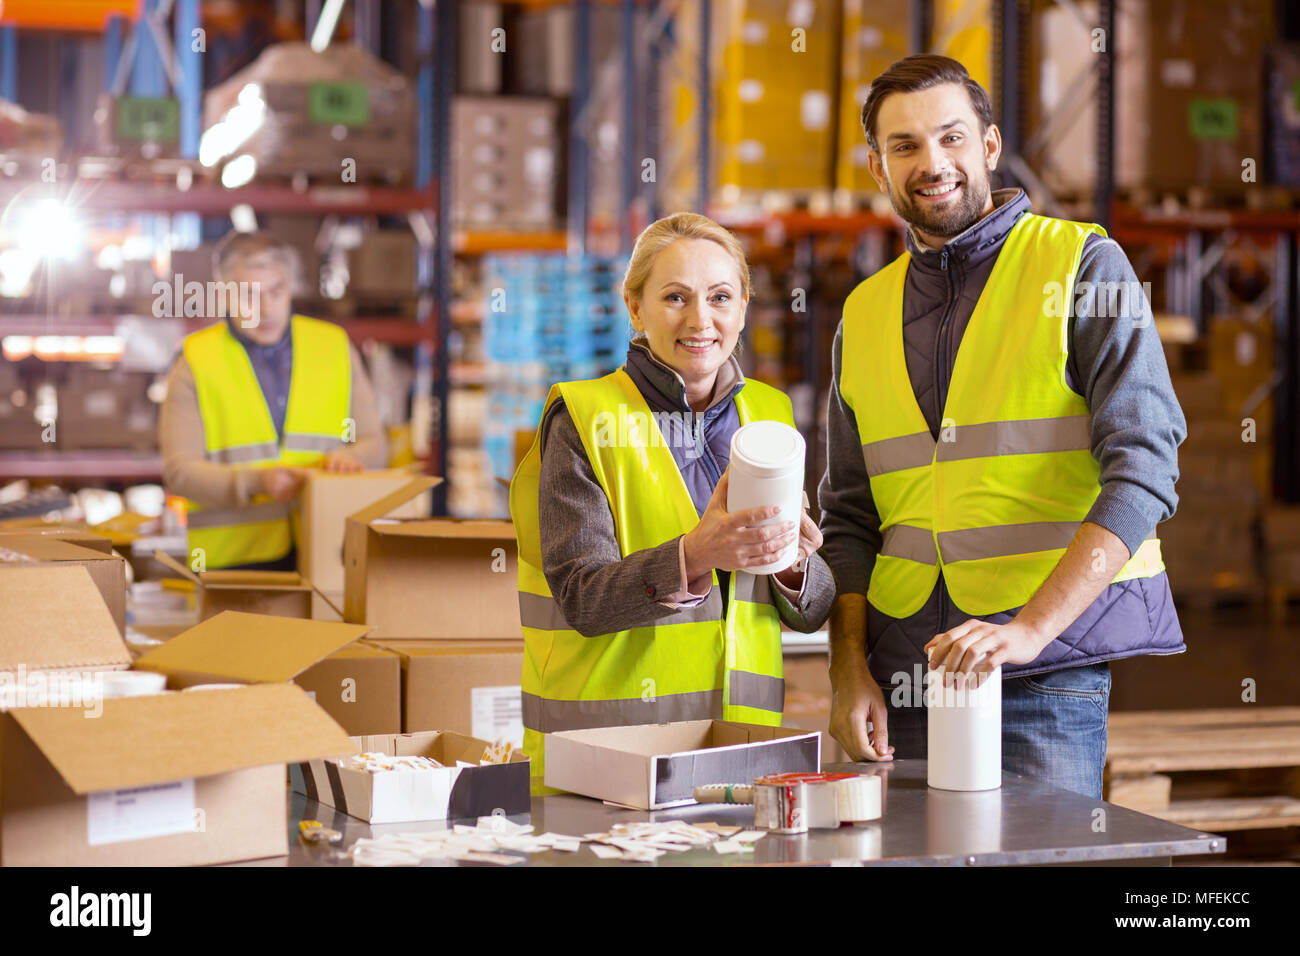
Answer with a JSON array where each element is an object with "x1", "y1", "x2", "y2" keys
[
  {"x1": 715, "y1": 0, "x2": 839, "y2": 196},
  {"x1": 344, "y1": 477, "x2": 525, "y2": 744},
  {"x1": 1266, "y1": 43, "x2": 1300, "y2": 187},
  {"x1": 1140, "y1": 0, "x2": 1273, "y2": 191},
  {"x1": 202, "y1": 43, "x2": 414, "y2": 185},
  {"x1": 1262, "y1": 506, "x2": 1300, "y2": 602},
  {"x1": 451, "y1": 96, "x2": 561, "y2": 229},
  {"x1": 1162, "y1": 320, "x2": 1274, "y2": 597},
  {"x1": 834, "y1": 0, "x2": 909, "y2": 199}
]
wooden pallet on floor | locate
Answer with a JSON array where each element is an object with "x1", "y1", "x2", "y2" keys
[{"x1": 1105, "y1": 708, "x2": 1300, "y2": 848}]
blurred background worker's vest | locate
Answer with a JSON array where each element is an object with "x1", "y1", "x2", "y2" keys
[
  {"x1": 181, "y1": 315, "x2": 351, "y2": 569},
  {"x1": 510, "y1": 369, "x2": 792, "y2": 778},
  {"x1": 839, "y1": 213, "x2": 1165, "y2": 619}
]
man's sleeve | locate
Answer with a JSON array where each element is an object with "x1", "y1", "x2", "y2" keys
[
  {"x1": 1067, "y1": 235, "x2": 1188, "y2": 555},
  {"x1": 816, "y1": 320, "x2": 883, "y2": 596}
]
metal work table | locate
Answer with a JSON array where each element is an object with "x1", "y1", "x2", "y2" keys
[{"x1": 262, "y1": 759, "x2": 1224, "y2": 867}]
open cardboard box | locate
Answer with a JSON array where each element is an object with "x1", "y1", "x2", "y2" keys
[
  {"x1": 297, "y1": 468, "x2": 431, "y2": 618},
  {"x1": 1, "y1": 535, "x2": 127, "y2": 635},
  {"x1": 366, "y1": 638, "x2": 522, "y2": 740},
  {"x1": 132, "y1": 610, "x2": 399, "y2": 735},
  {"x1": 290, "y1": 729, "x2": 530, "y2": 824},
  {"x1": 0, "y1": 567, "x2": 354, "y2": 865},
  {"x1": 1, "y1": 564, "x2": 131, "y2": 691},
  {"x1": 153, "y1": 550, "x2": 343, "y2": 622},
  {"x1": 344, "y1": 477, "x2": 521, "y2": 639},
  {"x1": 544, "y1": 720, "x2": 821, "y2": 810},
  {"x1": 1, "y1": 683, "x2": 353, "y2": 866}
]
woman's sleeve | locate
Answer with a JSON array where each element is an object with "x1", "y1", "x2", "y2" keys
[
  {"x1": 537, "y1": 400, "x2": 710, "y2": 637},
  {"x1": 769, "y1": 551, "x2": 837, "y2": 632}
]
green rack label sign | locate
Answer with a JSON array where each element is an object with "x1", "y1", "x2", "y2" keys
[
  {"x1": 117, "y1": 96, "x2": 180, "y2": 143},
  {"x1": 309, "y1": 82, "x2": 370, "y2": 125},
  {"x1": 1188, "y1": 98, "x2": 1238, "y2": 140}
]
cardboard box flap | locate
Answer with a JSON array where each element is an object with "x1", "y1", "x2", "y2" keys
[
  {"x1": 0, "y1": 528, "x2": 114, "y2": 554},
  {"x1": 200, "y1": 570, "x2": 311, "y2": 591},
  {"x1": 9, "y1": 683, "x2": 354, "y2": 795},
  {"x1": 346, "y1": 476, "x2": 442, "y2": 527},
  {"x1": 0, "y1": 537, "x2": 118, "y2": 564},
  {"x1": 152, "y1": 549, "x2": 200, "y2": 584},
  {"x1": 364, "y1": 518, "x2": 514, "y2": 540},
  {"x1": 134, "y1": 611, "x2": 373, "y2": 684},
  {"x1": 0, "y1": 565, "x2": 130, "y2": 672}
]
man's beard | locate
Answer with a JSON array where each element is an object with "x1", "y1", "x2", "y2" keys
[{"x1": 887, "y1": 171, "x2": 990, "y2": 239}]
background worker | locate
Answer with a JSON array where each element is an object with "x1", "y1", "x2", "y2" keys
[
  {"x1": 160, "y1": 231, "x2": 387, "y2": 571},
  {"x1": 818, "y1": 55, "x2": 1187, "y2": 798}
]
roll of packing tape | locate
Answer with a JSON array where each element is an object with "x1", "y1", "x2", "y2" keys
[{"x1": 695, "y1": 773, "x2": 883, "y2": 830}]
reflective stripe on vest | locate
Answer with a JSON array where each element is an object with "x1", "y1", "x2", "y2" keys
[
  {"x1": 509, "y1": 367, "x2": 794, "y2": 776},
  {"x1": 839, "y1": 213, "x2": 1166, "y2": 618},
  {"x1": 181, "y1": 315, "x2": 351, "y2": 568}
]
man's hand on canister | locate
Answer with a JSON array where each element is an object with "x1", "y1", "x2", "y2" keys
[
  {"x1": 924, "y1": 619, "x2": 1047, "y2": 689},
  {"x1": 681, "y1": 468, "x2": 798, "y2": 579}
]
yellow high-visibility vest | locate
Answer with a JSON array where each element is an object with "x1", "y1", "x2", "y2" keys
[
  {"x1": 839, "y1": 212, "x2": 1165, "y2": 619},
  {"x1": 181, "y1": 315, "x2": 351, "y2": 569},
  {"x1": 510, "y1": 367, "x2": 794, "y2": 778}
]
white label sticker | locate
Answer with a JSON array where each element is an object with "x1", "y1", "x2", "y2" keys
[
  {"x1": 87, "y1": 778, "x2": 196, "y2": 846},
  {"x1": 471, "y1": 685, "x2": 523, "y2": 747}
]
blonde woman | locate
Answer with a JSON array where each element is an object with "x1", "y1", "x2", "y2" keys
[{"x1": 510, "y1": 212, "x2": 835, "y2": 777}]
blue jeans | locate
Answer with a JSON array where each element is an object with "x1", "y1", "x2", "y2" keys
[{"x1": 880, "y1": 662, "x2": 1111, "y2": 798}]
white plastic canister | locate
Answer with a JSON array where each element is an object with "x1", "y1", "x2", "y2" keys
[
  {"x1": 726, "y1": 420, "x2": 805, "y2": 575},
  {"x1": 925, "y1": 652, "x2": 1002, "y2": 792}
]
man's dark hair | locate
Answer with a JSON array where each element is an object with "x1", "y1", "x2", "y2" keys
[{"x1": 860, "y1": 54, "x2": 994, "y2": 153}]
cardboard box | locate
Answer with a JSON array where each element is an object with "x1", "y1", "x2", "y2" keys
[
  {"x1": 132, "y1": 610, "x2": 372, "y2": 689},
  {"x1": 344, "y1": 477, "x2": 521, "y2": 639},
  {"x1": 451, "y1": 96, "x2": 560, "y2": 228},
  {"x1": 0, "y1": 683, "x2": 352, "y2": 866},
  {"x1": 0, "y1": 564, "x2": 131, "y2": 677},
  {"x1": 346, "y1": 232, "x2": 417, "y2": 296},
  {"x1": 294, "y1": 642, "x2": 402, "y2": 736},
  {"x1": 297, "y1": 469, "x2": 430, "y2": 616},
  {"x1": 0, "y1": 537, "x2": 127, "y2": 635},
  {"x1": 1143, "y1": 0, "x2": 1273, "y2": 190},
  {"x1": 0, "y1": 526, "x2": 113, "y2": 554},
  {"x1": 290, "y1": 729, "x2": 530, "y2": 824},
  {"x1": 544, "y1": 720, "x2": 821, "y2": 810},
  {"x1": 154, "y1": 550, "x2": 339, "y2": 622},
  {"x1": 836, "y1": 0, "x2": 910, "y2": 195},
  {"x1": 368, "y1": 639, "x2": 522, "y2": 740}
]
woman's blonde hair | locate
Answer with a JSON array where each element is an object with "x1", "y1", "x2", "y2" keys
[{"x1": 622, "y1": 212, "x2": 751, "y2": 303}]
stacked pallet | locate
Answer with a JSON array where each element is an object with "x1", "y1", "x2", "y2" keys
[{"x1": 1105, "y1": 708, "x2": 1300, "y2": 855}]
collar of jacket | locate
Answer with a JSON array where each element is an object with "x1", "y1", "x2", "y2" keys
[
  {"x1": 903, "y1": 186, "x2": 1030, "y2": 273},
  {"x1": 224, "y1": 315, "x2": 292, "y2": 354},
  {"x1": 624, "y1": 335, "x2": 746, "y2": 417}
]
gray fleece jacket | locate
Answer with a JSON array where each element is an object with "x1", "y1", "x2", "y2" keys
[
  {"x1": 818, "y1": 188, "x2": 1187, "y2": 682},
  {"x1": 537, "y1": 337, "x2": 835, "y2": 637}
]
